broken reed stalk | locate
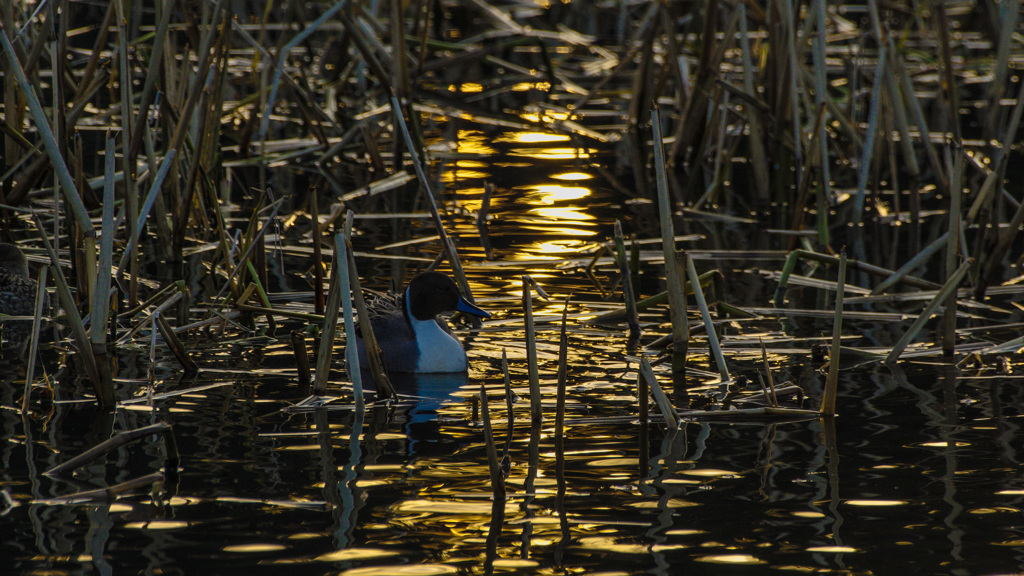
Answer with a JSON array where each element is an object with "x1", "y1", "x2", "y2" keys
[
  {"x1": 91, "y1": 132, "x2": 115, "y2": 352},
  {"x1": 155, "y1": 313, "x2": 199, "y2": 374},
  {"x1": 639, "y1": 355, "x2": 679, "y2": 429},
  {"x1": 685, "y1": 255, "x2": 730, "y2": 382},
  {"x1": 758, "y1": 338, "x2": 778, "y2": 407},
  {"x1": 148, "y1": 316, "x2": 158, "y2": 394},
  {"x1": 45, "y1": 423, "x2": 172, "y2": 477},
  {"x1": 21, "y1": 266, "x2": 49, "y2": 416},
  {"x1": 523, "y1": 275, "x2": 542, "y2": 422},
  {"x1": 345, "y1": 214, "x2": 395, "y2": 400},
  {"x1": 335, "y1": 223, "x2": 366, "y2": 408},
  {"x1": 555, "y1": 296, "x2": 569, "y2": 473},
  {"x1": 637, "y1": 369, "x2": 648, "y2": 424},
  {"x1": 115, "y1": 290, "x2": 184, "y2": 346},
  {"x1": 885, "y1": 258, "x2": 975, "y2": 363},
  {"x1": 39, "y1": 473, "x2": 166, "y2": 504},
  {"x1": 870, "y1": 231, "x2": 950, "y2": 295},
  {"x1": 32, "y1": 214, "x2": 110, "y2": 405},
  {"x1": 292, "y1": 331, "x2": 312, "y2": 396},
  {"x1": 613, "y1": 220, "x2": 640, "y2": 338},
  {"x1": 500, "y1": 348, "x2": 514, "y2": 474},
  {"x1": 312, "y1": 231, "x2": 345, "y2": 397},
  {"x1": 310, "y1": 187, "x2": 325, "y2": 315},
  {"x1": 479, "y1": 385, "x2": 506, "y2": 499},
  {"x1": 774, "y1": 249, "x2": 938, "y2": 306},
  {"x1": 651, "y1": 108, "x2": 689, "y2": 380},
  {"x1": 822, "y1": 249, "x2": 846, "y2": 416}
]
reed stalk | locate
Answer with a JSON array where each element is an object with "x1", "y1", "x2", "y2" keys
[
  {"x1": 390, "y1": 95, "x2": 477, "y2": 312},
  {"x1": 613, "y1": 220, "x2": 640, "y2": 338},
  {"x1": 45, "y1": 423, "x2": 172, "y2": 477},
  {"x1": 155, "y1": 313, "x2": 199, "y2": 375},
  {"x1": 32, "y1": 214, "x2": 109, "y2": 404},
  {"x1": 685, "y1": 255, "x2": 730, "y2": 382},
  {"x1": 652, "y1": 108, "x2": 689, "y2": 381},
  {"x1": 885, "y1": 258, "x2": 974, "y2": 363},
  {"x1": 479, "y1": 385, "x2": 505, "y2": 499},
  {"x1": 91, "y1": 133, "x2": 115, "y2": 353},
  {"x1": 852, "y1": 44, "x2": 887, "y2": 225},
  {"x1": 555, "y1": 296, "x2": 569, "y2": 460},
  {"x1": 822, "y1": 249, "x2": 846, "y2": 415},
  {"x1": 500, "y1": 349, "x2": 514, "y2": 476},
  {"x1": 345, "y1": 214, "x2": 395, "y2": 400},
  {"x1": 292, "y1": 331, "x2": 312, "y2": 396},
  {"x1": 943, "y1": 151, "x2": 963, "y2": 356},
  {"x1": 523, "y1": 275, "x2": 542, "y2": 422},
  {"x1": 20, "y1": 265, "x2": 49, "y2": 416},
  {"x1": 639, "y1": 355, "x2": 678, "y2": 430},
  {"x1": 775, "y1": 249, "x2": 938, "y2": 306},
  {"x1": 312, "y1": 232, "x2": 344, "y2": 397},
  {"x1": 310, "y1": 188, "x2": 325, "y2": 315},
  {"x1": 758, "y1": 338, "x2": 778, "y2": 407}
]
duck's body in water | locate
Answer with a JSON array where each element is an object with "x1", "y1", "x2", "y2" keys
[{"x1": 353, "y1": 272, "x2": 489, "y2": 373}]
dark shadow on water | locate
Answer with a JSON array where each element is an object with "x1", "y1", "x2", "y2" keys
[{"x1": 362, "y1": 370, "x2": 470, "y2": 455}]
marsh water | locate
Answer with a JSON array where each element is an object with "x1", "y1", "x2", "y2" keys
[{"x1": 3, "y1": 130, "x2": 1024, "y2": 576}]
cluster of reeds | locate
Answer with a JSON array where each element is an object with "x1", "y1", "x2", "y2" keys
[{"x1": 1, "y1": 1, "x2": 1021, "y2": 420}]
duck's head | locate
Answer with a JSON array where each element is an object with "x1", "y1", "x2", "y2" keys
[{"x1": 405, "y1": 272, "x2": 490, "y2": 321}]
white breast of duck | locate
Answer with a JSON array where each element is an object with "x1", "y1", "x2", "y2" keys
[{"x1": 406, "y1": 296, "x2": 469, "y2": 373}]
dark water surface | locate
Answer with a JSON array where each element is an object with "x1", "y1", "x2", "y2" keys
[{"x1": 4, "y1": 130, "x2": 1024, "y2": 576}]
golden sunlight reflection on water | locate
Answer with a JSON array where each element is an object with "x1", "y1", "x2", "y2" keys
[
  {"x1": 520, "y1": 184, "x2": 592, "y2": 203},
  {"x1": 494, "y1": 132, "x2": 571, "y2": 143},
  {"x1": 507, "y1": 147, "x2": 594, "y2": 159},
  {"x1": 695, "y1": 554, "x2": 767, "y2": 565},
  {"x1": 314, "y1": 548, "x2": 398, "y2": 562}
]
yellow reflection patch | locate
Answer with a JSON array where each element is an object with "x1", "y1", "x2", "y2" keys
[
  {"x1": 338, "y1": 564, "x2": 459, "y2": 575},
  {"x1": 314, "y1": 548, "x2": 397, "y2": 562},
  {"x1": 844, "y1": 500, "x2": 908, "y2": 506},
  {"x1": 682, "y1": 468, "x2": 739, "y2": 477},
  {"x1": 695, "y1": 554, "x2": 766, "y2": 564},
  {"x1": 223, "y1": 544, "x2": 288, "y2": 553},
  {"x1": 125, "y1": 521, "x2": 189, "y2": 530},
  {"x1": 551, "y1": 171, "x2": 593, "y2": 181},
  {"x1": 495, "y1": 132, "x2": 570, "y2": 143},
  {"x1": 523, "y1": 184, "x2": 591, "y2": 204}
]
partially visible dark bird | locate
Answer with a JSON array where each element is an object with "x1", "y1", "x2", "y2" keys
[
  {"x1": 0, "y1": 243, "x2": 48, "y2": 354},
  {"x1": 0, "y1": 243, "x2": 42, "y2": 317},
  {"x1": 353, "y1": 271, "x2": 490, "y2": 373}
]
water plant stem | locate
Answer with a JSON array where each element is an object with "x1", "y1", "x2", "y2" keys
[
  {"x1": 822, "y1": 249, "x2": 846, "y2": 415},
  {"x1": 885, "y1": 258, "x2": 974, "y2": 363}
]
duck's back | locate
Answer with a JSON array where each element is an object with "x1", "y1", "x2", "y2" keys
[{"x1": 0, "y1": 271, "x2": 39, "y2": 316}]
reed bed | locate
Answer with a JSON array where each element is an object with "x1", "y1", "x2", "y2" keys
[{"x1": 1, "y1": 0, "x2": 1023, "y2": 429}]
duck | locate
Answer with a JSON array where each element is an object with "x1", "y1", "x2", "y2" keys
[
  {"x1": 354, "y1": 271, "x2": 490, "y2": 373},
  {"x1": 0, "y1": 243, "x2": 43, "y2": 317}
]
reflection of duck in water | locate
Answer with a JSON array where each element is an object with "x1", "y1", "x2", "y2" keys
[
  {"x1": 0, "y1": 243, "x2": 47, "y2": 353},
  {"x1": 354, "y1": 272, "x2": 489, "y2": 373}
]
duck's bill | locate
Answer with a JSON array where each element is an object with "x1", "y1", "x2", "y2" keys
[{"x1": 456, "y1": 297, "x2": 491, "y2": 318}]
